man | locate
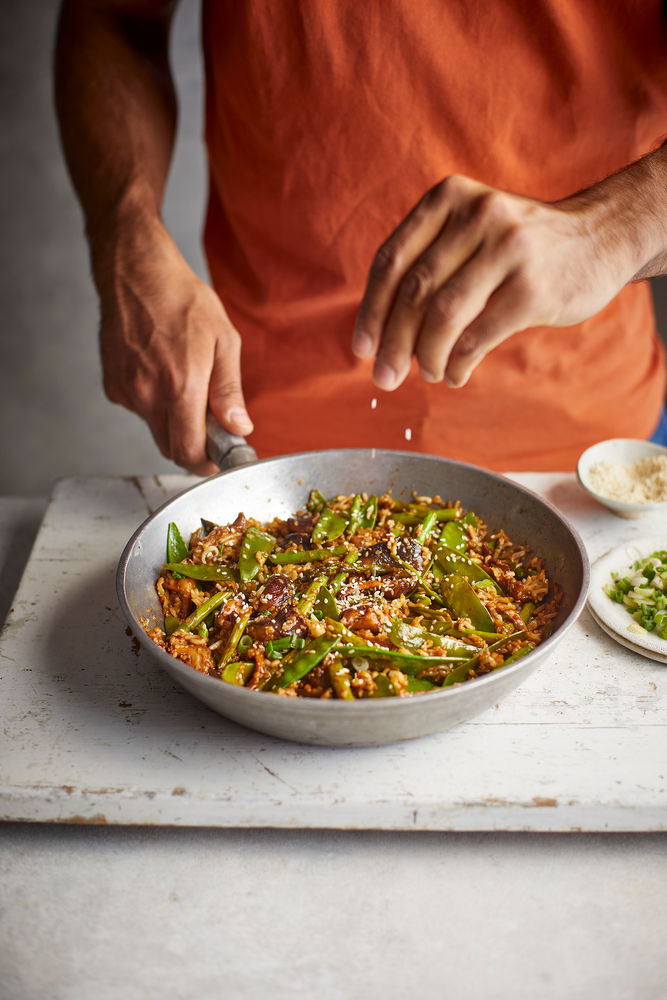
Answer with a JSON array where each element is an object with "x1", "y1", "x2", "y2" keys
[{"x1": 55, "y1": 1, "x2": 667, "y2": 475}]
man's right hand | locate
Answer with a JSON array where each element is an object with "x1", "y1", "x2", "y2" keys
[
  {"x1": 55, "y1": 0, "x2": 252, "y2": 475},
  {"x1": 94, "y1": 213, "x2": 253, "y2": 476}
]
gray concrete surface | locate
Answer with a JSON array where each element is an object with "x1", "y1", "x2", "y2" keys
[{"x1": 2, "y1": 1, "x2": 667, "y2": 498}]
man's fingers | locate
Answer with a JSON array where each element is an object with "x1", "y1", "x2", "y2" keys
[
  {"x1": 208, "y1": 334, "x2": 253, "y2": 439},
  {"x1": 352, "y1": 178, "x2": 473, "y2": 361},
  {"x1": 443, "y1": 276, "x2": 531, "y2": 387},
  {"x1": 411, "y1": 245, "x2": 511, "y2": 384},
  {"x1": 166, "y1": 392, "x2": 218, "y2": 476},
  {"x1": 370, "y1": 197, "x2": 509, "y2": 390}
]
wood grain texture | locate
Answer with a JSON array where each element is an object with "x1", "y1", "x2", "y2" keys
[{"x1": 0, "y1": 474, "x2": 664, "y2": 830}]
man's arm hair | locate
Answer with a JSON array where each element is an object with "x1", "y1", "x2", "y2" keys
[{"x1": 55, "y1": 0, "x2": 179, "y2": 256}]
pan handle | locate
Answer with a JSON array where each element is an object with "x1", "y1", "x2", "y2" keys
[{"x1": 205, "y1": 411, "x2": 258, "y2": 470}]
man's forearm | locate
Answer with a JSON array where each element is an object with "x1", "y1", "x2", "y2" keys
[
  {"x1": 55, "y1": 0, "x2": 178, "y2": 259},
  {"x1": 559, "y1": 140, "x2": 667, "y2": 283}
]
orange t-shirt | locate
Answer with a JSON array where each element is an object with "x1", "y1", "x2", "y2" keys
[{"x1": 202, "y1": 0, "x2": 667, "y2": 471}]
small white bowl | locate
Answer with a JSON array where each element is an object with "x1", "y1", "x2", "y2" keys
[{"x1": 577, "y1": 438, "x2": 667, "y2": 518}]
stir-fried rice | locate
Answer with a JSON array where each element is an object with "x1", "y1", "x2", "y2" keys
[{"x1": 144, "y1": 489, "x2": 561, "y2": 698}]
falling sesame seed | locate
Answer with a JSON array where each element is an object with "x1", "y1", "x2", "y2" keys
[
  {"x1": 405, "y1": 428, "x2": 412, "y2": 441},
  {"x1": 371, "y1": 398, "x2": 377, "y2": 409}
]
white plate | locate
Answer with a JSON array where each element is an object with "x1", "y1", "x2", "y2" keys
[{"x1": 588, "y1": 537, "x2": 667, "y2": 663}]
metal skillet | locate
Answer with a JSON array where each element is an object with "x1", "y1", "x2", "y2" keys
[{"x1": 117, "y1": 417, "x2": 589, "y2": 746}]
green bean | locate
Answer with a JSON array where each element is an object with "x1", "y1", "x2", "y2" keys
[
  {"x1": 442, "y1": 630, "x2": 527, "y2": 685},
  {"x1": 162, "y1": 562, "x2": 238, "y2": 582},
  {"x1": 270, "y1": 545, "x2": 347, "y2": 565},
  {"x1": 415, "y1": 509, "x2": 438, "y2": 543},
  {"x1": 391, "y1": 506, "x2": 459, "y2": 525},
  {"x1": 167, "y1": 588, "x2": 231, "y2": 636},
  {"x1": 219, "y1": 609, "x2": 252, "y2": 667},
  {"x1": 325, "y1": 617, "x2": 375, "y2": 647},
  {"x1": 497, "y1": 642, "x2": 535, "y2": 667},
  {"x1": 265, "y1": 635, "x2": 306, "y2": 659},
  {"x1": 329, "y1": 656, "x2": 354, "y2": 700},
  {"x1": 395, "y1": 555, "x2": 443, "y2": 606},
  {"x1": 296, "y1": 574, "x2": 328, "y2": 615},
  {"x1": 330, "y1": 550, "x2": 360, "y2": 594}
]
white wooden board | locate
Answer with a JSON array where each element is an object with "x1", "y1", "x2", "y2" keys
[{"x1": 0, "y1": 474, "x2": 665, "y2": 830}]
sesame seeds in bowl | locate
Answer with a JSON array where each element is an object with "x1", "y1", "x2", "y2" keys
[{"x1": 577, "y1": 438, "x2": 667, "y2": 518}]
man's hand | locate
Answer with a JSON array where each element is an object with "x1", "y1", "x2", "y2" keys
[
  {"x1": 96, "y1": 215, "x2": 252, "y2": 475},
  {"x1": 55, "y1": 0, "x2": 252, "y2": 475},
  {"x1": 353, "y1": 160, "x2": 667, "y2": 389}
]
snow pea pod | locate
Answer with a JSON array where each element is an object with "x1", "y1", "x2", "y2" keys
[
  {"x1": 441, "y1": 660, "x2": 475, "y2": 687},
  {"x1": 442, "y1": 629, "x2": 527, "y2": 686},
  {"x1": 221, "y1": 660, "x2": 254, "y2": 686},
  {"x1": 162, "y1": 562, "x2": 238, "y2": 583},
  {"x1": 314, "y1": 584, "x2": 339, "y2": 620},
  {"x1": 239, "y1": 527, "x2": 276, "y2": 581},
  {"x1": 498, "y1": 642, "x2": 535, "y2": 667},
  {"x1": 312, "y1": 507, "x2": 347, "y2": 544},
  {"x1": 439, "y1": 521, "x2": 467, "y2": 553},
  {"x1": 346, "y1": 495, "x2": 363, "y2": 537},
  {"x1": 389, "y1": 620, "x2": 478, "y2": 657},
  {"x1": 307, "y1": 489, "x2": 327, "y2": 513},
  {"x1": 440, "y1": 572, "x2": 495, "y2": 631},
  {"x1": 274, "y1": 635, "x2": 340, "y2": 689},
  {"x1": 360, "y1": 495, "x2": 378, "y2": 529},
  {"x1": 336, "y1": 645, "x2": 468, "y2": 674},
  {"x1": 406, "y1": 676, "x2": 437, "y2": 692},
  {"x1": 363, "y1": 673, "x2": 397, "y2": 698},
  {"x1": 164, "y1": 615, "x2": 182, "y2": 636},
  {"x1": 434, "y1": 546, "x2": 503, "y2": 593},
  {"x1": 167, "y1": 522, "x2": 189, "y2": 563}
]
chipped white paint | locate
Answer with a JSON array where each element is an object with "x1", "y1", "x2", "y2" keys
[{"x1": 0, "y1": 474, "x2": 665, "y2": 830}]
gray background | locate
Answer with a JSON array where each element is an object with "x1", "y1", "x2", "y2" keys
[{"x1": 2, "y1": 0, "x2": 667, "y2": 498}]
